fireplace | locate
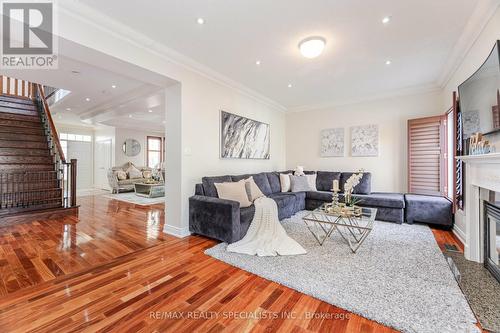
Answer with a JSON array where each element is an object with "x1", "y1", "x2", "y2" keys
[{"x1": 484, "y1": 200, "x2": 500, "y2": 282}]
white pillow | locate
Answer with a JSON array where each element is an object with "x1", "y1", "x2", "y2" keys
[
  {"x1": 126, "y1": 164, "x2": 143, "y2": 179},
  {"x1": 306, "y1": 173, "x2": 317, "y2": 191},
  {"x1": 244, "y1": 176, "x2": 264, "y2": 201},
  {"x1": 280, "y1": 173, "x2": 292, "y2": 192},
  {"x1": 214, "y1": 180, "x2": 252, "y2": 208}
]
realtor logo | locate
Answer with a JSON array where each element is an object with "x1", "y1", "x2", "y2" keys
[{"x1": 1, "y1": 0, "x2": 58, "y2": 69}]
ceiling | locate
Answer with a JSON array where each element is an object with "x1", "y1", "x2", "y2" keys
[
  {"x1": 79, "y1": 0, "x2": 482, "y2": 109},
  {"x1": 2, "y1": 55, "x2": 167, "y2": 131}
]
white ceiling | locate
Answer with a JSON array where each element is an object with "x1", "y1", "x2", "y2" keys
[
  {"x1": 80, "y1": 0, "x2": 482, "y2": 109},
  {"x1": 2, "y1": 55, "x2": 167, "y2": 131}
]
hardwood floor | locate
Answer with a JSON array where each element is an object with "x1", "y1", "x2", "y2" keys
[
  {"x1": 0, "y1": 195, "x2": 465, "y2": 332},
  {"x1": 0, "y1": 195, "x2": 166, "y2": 295}
]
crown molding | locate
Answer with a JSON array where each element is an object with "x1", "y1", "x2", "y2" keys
[
  {"x1": 287, "y1": 83, "x2": 441, "y2": 113},
  {"x1": 437, "y1": 0, "x2": 500, "y2": 88},
  {"x1": 57, "y1": 1, "x2": 287, "y2": 113}
]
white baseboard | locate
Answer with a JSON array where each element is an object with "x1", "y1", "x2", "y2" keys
[
  {"x1": 452, "y1": 226, "x2": 466, "y2": 247},
  {"x1": 163, "y1": 224, "x2": 191, "y2": 238}
]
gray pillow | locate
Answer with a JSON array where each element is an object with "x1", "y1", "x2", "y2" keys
[{"x1": 290, "y1": 175, "x2": 311, "y2": 192}]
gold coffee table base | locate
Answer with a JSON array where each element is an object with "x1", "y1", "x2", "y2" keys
[{"x1": 302, "y1": 205, "x2": 377, "y2": 253}]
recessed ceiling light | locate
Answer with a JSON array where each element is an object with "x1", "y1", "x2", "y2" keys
[
  {"x1": 385, "y1": 60, "x2": 392, "y2": 65},
  {"x1": 85, "y1": 97, "x2": 90, "y2": 102},
  {"x1": 66, "y1": 108, "x2": 71, "y2": 111},
  {"x1": 382, "y1": 16, "x2": 391, "y2": 24},
  {"x1": 255, "y1": 60, "x2": 261, "y2": 65},
  {"x1": 111, "y1": 85, "x2": 117, "y2": 89},
  {"x1": 298, "y1": 37, "x2": 326, "y2": 59},
  {"x1": 197, "y1": 17, "x2": 205, "y2": 25},
  {"x1": 128, "y1": 114, "x2": 133, "y2": 118},
  {"x1": 148, "y1": 109, "x2": 153, "y2": 113},
  {"x1": 288, "y1": 83, "x2": 293, "y2": 88}
]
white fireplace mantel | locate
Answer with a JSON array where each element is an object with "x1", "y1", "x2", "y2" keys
[{"x1": 456, "y1": 153, "x2": 500, "y2": 262}]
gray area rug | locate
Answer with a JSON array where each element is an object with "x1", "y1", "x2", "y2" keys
[
  {"x1": 104, "y1": 193, "x2": 164, "y2": 205},
  {"x1": 445, "y1": 251, "x2": 500, "y2": 333},
  {"x1": 205, "y1": 211, "x2": 478, "y2": 333}
]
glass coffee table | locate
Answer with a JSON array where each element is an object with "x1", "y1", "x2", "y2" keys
[
  {"x1": 134, "y1": 182, "x2": 165, "y2": 198},
  {"x1": 302, "y1": 204, "x2": 377, "y2": 253}
]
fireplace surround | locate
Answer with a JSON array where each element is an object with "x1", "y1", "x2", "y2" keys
[
  {"x1": 484, "y1": 201, "x2": 500, "y2": 282},
  {"x1": 456, "y1": 153, "x2": 500, "y2": 263}
]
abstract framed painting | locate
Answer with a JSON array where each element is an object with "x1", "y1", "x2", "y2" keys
[
  {"x1": 220, "y1": 111, "x2": 270, "y2": 159},
  {"x1": 320, "y1": 128, "x2": 344, "y2": 157},
  {"x1": 351, "y1": 124, "x2": 379, "y2": 157}
]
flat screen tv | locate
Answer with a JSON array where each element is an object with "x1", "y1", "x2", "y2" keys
[{"x1": 458, "y1": 40, "x2": 500, "y2": 139}]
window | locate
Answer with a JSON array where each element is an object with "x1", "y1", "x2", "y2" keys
[
  {"x1": 147, "y1": 136, "x2": 164, "y2": 168},
  {"x1": 407, "y1": 116, "x2": 447, "y2": 196}
]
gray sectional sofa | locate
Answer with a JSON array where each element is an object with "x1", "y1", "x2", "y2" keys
[{"x1": 189, "y1": 170, "x2": 427, "y2": 244}]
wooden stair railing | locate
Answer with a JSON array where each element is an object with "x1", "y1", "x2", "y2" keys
[
  {"x1": 0, "y1": 75, "x2": 77, "y2": 219},
  {"x1": 34, "y1": 84, "x2": 77, "y2": 208},
  {"x1": 0, "y1": 75, "x2": 35, "y2": 99}
]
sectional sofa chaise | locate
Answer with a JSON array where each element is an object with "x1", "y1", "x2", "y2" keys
[{"x1": 189, "y1": 171, "x2": 452, "y2": 244}]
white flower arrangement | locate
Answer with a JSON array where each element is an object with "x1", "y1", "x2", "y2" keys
[{"x1": 344, "y1": 169, "x2": 364, "y2": 206}]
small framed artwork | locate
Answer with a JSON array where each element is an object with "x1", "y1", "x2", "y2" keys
[
  {"x1": 351, "y1": 124, "x2": 379, "y2": 157},
  {"x1": 320, "y1": 128, "x2": 344, "y2": 157}
]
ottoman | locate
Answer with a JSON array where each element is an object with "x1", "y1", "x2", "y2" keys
[{"x1": 404, "y1": 194, "x2": 453, "y2": 229}]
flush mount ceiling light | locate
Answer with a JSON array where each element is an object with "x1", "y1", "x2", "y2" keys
[
  {"x1": 111, "y1": 85, "x2": 117, "y2": 89},
  {"x1": 385, "y1": 60, "x2": 392, "y2": 65},
  {"x1": 66, "y1": 108, "x2": 71, "y2": 111},
  {"x1": 288, "y1": 83, "x2": 293, "y2": 88},
  {"x1": 197, "y1": 17, "x2": 205, "y2": 25},
  {"x1": 382, "y1": 16, "x2": 391, "y2": 24},
  {"x1": 298, "y1": 37, "x2": 326, "y2": 59},
  {"x1": 85, "y1": 97, "x2": 90, "y2": 102},
  {"x1": 255, "y1": 60, "x2": 261, "y2": 65},
  {"x1": 148, "y1": 109, "x2": 153, "y2": 113}
]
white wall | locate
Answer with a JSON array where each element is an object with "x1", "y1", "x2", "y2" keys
[
  {"x1": 114, "y1": 128, "x2": 164, "y2": 167},
  {"x1": 286, "y1": 91, "x2": 442, "y2": 192},
  {"x1": 441, "y1": 6, "x2": 500, "y2": 244}
]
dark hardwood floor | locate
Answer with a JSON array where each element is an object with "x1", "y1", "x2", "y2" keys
[{"x1": 0, "y1": 195, "x2": 468, "y2": 332}]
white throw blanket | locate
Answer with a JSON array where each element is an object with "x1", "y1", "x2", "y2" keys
[{"x1": 227, "y1": 197, "x2": 307, "y2": 256}]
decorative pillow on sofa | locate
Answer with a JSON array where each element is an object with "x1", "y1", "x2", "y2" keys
[
  {"x1": 306, "y1": 173, "x2": 317, "y2": 191},
  {"x1": 214, "y1": 180, "x2": 252, "y2": 208},
  {"x1": 290, "y1": 175, "x2": 312, "y2": 192},
  {"x1": 115, "y1": 170, "x2": 127, "y2": 180},
  {"x1": 244, "y1": 177, "x2": 264, "y2": 201},
  {"x1": 126, "y1": 164, "x2": 143, "y2": 179},
  {"x1": 279, "y1": 173, "x2": 292, "y2": 192}
]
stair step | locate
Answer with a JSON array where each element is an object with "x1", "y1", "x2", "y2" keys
[
  {"x1": 1, "y1": 187, "x2": 62, "y2": 197},
  {"x1": 0, "y1": 202, "x2": 65, "y2": 217},
  {"x1": 0, "y1": 156, "x2": 53, "y2": 164},
  {"x1": 0, "y1": 132, "x2": 46, "y2": 142},
  {"x1": 0, "y1": 112, "x2": 40, "y2": 123},
  {"x1": 0, "y1": 100, "x2": 37, "y2": 111},
  {"x1": 0, "y1": 127, "x2": 44, "y2": 135},
  {"x1": 0, "y1": 164, "x2": 54, "y2": 171},
  {"x1": 0, "y1": 147, "x2": 50, "y2": 156},
  {"x1": 0, "y1": 95, "x2": 35, "y2": 105},
  {"x1": 0, "y1": 140, "x2": 48, "y2": 149},
  {"x1": 0, "y1": 106, "x2": 38, "y2": 116},
  {"x1": 1, "y1": 180, "x2": 59, "y2": 191},
  {"x1": 0, "y1": 119, "x2": 43, "y2": 130}
]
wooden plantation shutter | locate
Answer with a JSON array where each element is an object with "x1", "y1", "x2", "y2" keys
[{"x1": 408, "y1": 115, "x2": 447, "y2": 196}]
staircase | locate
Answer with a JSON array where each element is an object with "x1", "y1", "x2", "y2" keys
[{"x1": 0, "y1": 76, "x2": 77, "y2": 221}]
